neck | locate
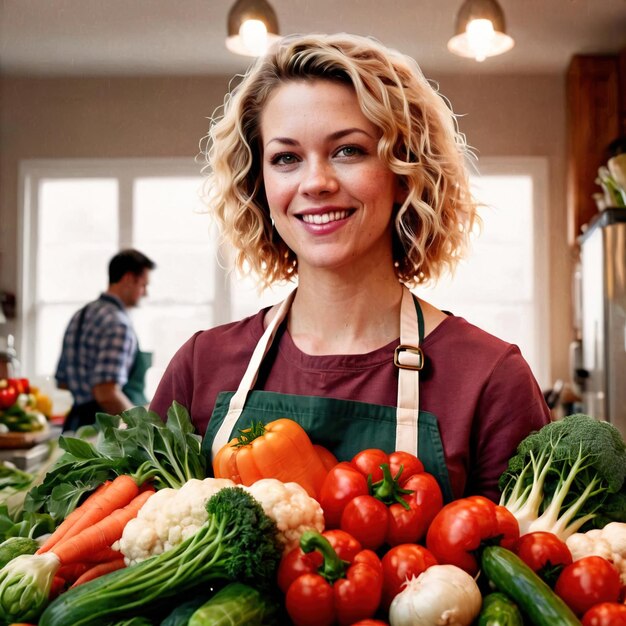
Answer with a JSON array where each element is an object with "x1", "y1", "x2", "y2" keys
[
  {"x1": 105, "y1": 286, "x2": 127, "y2": 308},
  {"x1": 288, "y1": 273, "x2": 404, "y2": 355}
]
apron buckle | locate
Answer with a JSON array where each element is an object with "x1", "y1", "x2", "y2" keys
[{"x1": 394, "y1": 344, "x2": 424, "y2": 370}]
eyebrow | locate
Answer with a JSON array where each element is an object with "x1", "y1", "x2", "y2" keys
[{"x1": 265, "y1": 127, "x2": 376, "y2": 148}]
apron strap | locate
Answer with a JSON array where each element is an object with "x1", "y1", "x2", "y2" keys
[
  {"x1": 211, "y1": 286, "x2": 423, "y2": 458},
  {"x1": 394, "y1": 286, "x2": 424, "y2": 457},
  {"x1": 211, "y1": 289, "x2": 297, "y2": 455}
]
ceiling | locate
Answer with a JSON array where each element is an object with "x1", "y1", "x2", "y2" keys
[{"x1": 1, "y1": 0, "x2": 625, "y2": 77}]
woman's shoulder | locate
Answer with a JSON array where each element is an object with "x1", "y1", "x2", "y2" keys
[
  {"x1": 185, "y1": 308, "x2": 267, "y2": 356},
  {"x1": 426, "y1": 313, "x2": 522, "y2": 362}
]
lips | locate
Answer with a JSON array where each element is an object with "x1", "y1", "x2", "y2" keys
[{"x1": 299, "y1": 209, "x2": 352, "y2": 225}]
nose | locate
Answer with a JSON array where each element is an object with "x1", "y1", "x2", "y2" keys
[{"x1": 299, "y1": 159, "x2": 339, "y2": 196}]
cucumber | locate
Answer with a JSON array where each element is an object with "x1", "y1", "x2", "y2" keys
[
  {"x1": 160, "y1": 594, "x2": 214, "y2": 626},
  {"x1": 477, "y1": 592, "x2": 524, "y2": 626},
  {"x1": 189, "y1": 582, "x2": 277, "y2": 626},
  {"x1": 0, "y1": 536, "x2": 39, "y2": 569},
  {"x1": 481, "y1": 546, "x2": 581, "y2": 626}
]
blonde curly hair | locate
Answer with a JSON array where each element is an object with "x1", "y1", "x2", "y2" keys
[{"x1": 203, "y1": 32, "x2": 478, "y2": 287}]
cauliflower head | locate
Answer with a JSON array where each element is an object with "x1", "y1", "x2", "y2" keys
[
  {"x1": 116, "y1": 477, "x2": 235, "y2": 565},
  {"x1": 566, "y1": 522, "x2": 626, "y2": 585},
  {"x1": 117, "y1": 476, "x2": 324, "y2": 565},
  {"x1": 243, "y1": 478, "x2": 324, "y2": 553}
]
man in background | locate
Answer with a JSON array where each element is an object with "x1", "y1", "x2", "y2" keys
[{"x1": 55, "y1": 249, "x2": 156, "y2": 431}]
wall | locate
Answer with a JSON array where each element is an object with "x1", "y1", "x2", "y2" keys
[
  {"x1": 438, "y1": 73, "x2": 570, "y2": 386},
  {"x1": 0, "y1": 71, "x2": 570, "y2": 384}
]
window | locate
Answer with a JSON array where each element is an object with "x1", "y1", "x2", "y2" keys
[
  {"x1": 18, "y1": 156, "x2": 548, "y2": 403},
  {"x1": 18, "y1": 159, "x2": 272, "y2": 399},
  {"x1": 418, "y1": 157, "x2": 550, "y2": 387}
]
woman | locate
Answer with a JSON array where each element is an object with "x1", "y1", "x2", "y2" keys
[{"x1": 150, "y1": 33, "x2": 550, "y2": 503}]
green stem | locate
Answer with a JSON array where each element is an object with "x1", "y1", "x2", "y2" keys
[
  {"x1": 370, "y1": 463, "x2": 413, "y2": 509},
  {"x1": 300, "y1": 530, "x2": 348, "y2": 584},
  {"x1": 233, "y1": 421, "x2": 266, "y2": 448}
]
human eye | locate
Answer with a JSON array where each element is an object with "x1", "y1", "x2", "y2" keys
[
  {"x1": 335, "y1": 144, "x2": 366, "y2": 159},
  {"x1": 269, "y1": 152, "x2": 300, "y2": 166}
]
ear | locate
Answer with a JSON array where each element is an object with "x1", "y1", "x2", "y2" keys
[{"x1": 119, "y1": 271, "x2": 135, "y2": 286}]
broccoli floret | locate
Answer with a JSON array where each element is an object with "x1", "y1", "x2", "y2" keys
[
  {"x1": 498, "y1": 414, "x2": 626, "y2": 540},
  {"x1": 205, "y1": 486, "x2": 283, "y2": 585}
]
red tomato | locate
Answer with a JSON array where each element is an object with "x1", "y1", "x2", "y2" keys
[
  {"x1": 515, "y1": 531, "x2": 573, "y2": 585},
  {"x1": 319, "y1": 463, "x2": 369, "y2": 528},
  {"x1": 494, "y1": 505, "x2": 520, "y2": 551},
  {"x1": 286, "y1": 573, "x2": 335, "y2": 626},
  {"x1": 582, "y1": 602, "x2": 626, "y2": 626},
  {"x1": 351, "y1": 449, "x2": 390, "y2": 483},
  {"x1": 285, "y1": 549, "x2": 383, "y2": 626},
  {"x1": 387, "y1": 451, "x2": 424, "y2": 485},
  {"x1": 385, "y1": 473, "x2": 442, "y2": 546},
  {"x1": 324, "y1": 448, "x2": 441, "y2": 550},
  {"x1": 426, "y1": 495, "x2": 519, "y2": 575},
  {"x1": 340, "y1": 495, "x2": 388, "y2": 550},
  {"x1": 0, "y1": 380, "x2": 18, "y2": 409},
  {"x1": 349, "y1": 449, "x2": 425, "y2": 484},
  {"x1": 555, "y1": 556, "x2": 622, "y2": 616},
  {"x1": 380, "y1": 543, "x2": 438, "y2": 610},
  {"x1": 9, "y1": 378, "x2": 29, "y2": 394},
  {"x1": 351, "y1": 621, "x2": 389, "y2": 626},
  {"x1": 278, "y1": 529, "x2": 362, "y2": 593}
]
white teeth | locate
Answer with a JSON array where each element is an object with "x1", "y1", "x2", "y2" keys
[{"x1": 301, "y1": 210, "x2": 349, "y2": 225}]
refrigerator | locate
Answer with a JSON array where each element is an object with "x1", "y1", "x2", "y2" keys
[{"x1": 579, "y1": 208, "x2": 626, "y2": 438}]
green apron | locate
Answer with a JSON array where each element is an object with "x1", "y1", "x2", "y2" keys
[
  {"x1": 202, "y1": 286, "x2": 454, "y2": 503},
  {"x1": 122, "y1": 348, "x2": 152, "y2": 406}
]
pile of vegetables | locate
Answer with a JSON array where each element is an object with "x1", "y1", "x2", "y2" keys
[
  {"x1": 25, "y1": 402, "x2": 207, "y2": 522},
  {"x1": 0, "y1": 378, "x2": 49, "y2": 433},
  {"x1": 0, "y1": 409, "x2": 624, "y2": 625}
]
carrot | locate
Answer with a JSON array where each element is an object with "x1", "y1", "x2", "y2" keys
[
  {"x1": 49, "y1": 575, "x2": 67, "y2": 600},
  {"x1": 51, "y1": 489, "x2": 154, "y2": 566},
  {"x1": 70, "y1": 558, "x2": 126, "y2": 588},
  {"x1": 37, "y1": 480, "x2": 112, "y2": 553},
  {"x1": 57, "y1": 561, "x2": 90, "y2": 583},
  {"x1": 49, "y1": 474, "x2": 140, "y2": 551},
  {"x1": 85, "y1": 546, "x2": 124, "y2": 563}
]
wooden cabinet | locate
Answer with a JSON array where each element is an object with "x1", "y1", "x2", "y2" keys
[{"x1": 566, "y1": 55, "x2": 621, "y2": 244}]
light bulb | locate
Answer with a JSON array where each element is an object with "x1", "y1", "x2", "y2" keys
[
  {"x1": 465, "y1": 19, "x2": 495, "y2": 62},
  {"x1": 239, "y1": 19, "x2": 269, "y2": 56}
]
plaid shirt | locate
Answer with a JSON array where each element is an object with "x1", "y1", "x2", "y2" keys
[{"x1": 55, "y1": 294, "x2": 137, "y2": 405}]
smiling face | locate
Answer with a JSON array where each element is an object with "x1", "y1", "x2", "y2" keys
[{"x1": 260, "y1": 79, "x2": 403, "y2": 278}]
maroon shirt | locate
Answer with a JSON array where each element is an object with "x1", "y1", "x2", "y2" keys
[{"x1": 150, "y1": 309, "x2": 550, "y2": 501}]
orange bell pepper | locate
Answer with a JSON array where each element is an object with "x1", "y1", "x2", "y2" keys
[{"x1": 212, "y1": 418, "x2": 329, "y2": 499}]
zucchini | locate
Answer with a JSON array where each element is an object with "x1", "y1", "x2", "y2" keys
[
  {"x1": 477, "y1": 591, "x2": 524, "y2": 626},
  {"x1": 189, "y1": 582, "x2": 277, "y2": 626},
  {"x1": 0, "y1": 537, "x2": 39, "y2": 569},
  {"x1": 481, "y1": 546, "x2": 581, "y2": 626}
]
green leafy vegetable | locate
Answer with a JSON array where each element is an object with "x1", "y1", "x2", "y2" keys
[
  {"x1": 0, "y1": 504, "x2": 55, "y2": 543},
  {"x1": 499, "y1": 413, "x2": 626, "y2": 539},
  {"x1": 24, "y1": 401, "x2": 206, "y2": 522},
  {"x1": 0, "y1": 551, "x2": 59, "y2": 623},
  {"x1": 39, "y1": 487, "x2": 282, "y2": 626}
]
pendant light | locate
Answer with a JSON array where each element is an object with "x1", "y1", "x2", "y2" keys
[
  {"x1": 226, "y1": 0, "x2": 281, "y2": 57},
  {"x1": 448, "y1": 0, "x2": 514, "y2": 62}
]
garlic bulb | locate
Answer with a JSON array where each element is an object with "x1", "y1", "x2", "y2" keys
[{"x1": 389, "y1": 564, "x2": 482, "y2": 626}]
